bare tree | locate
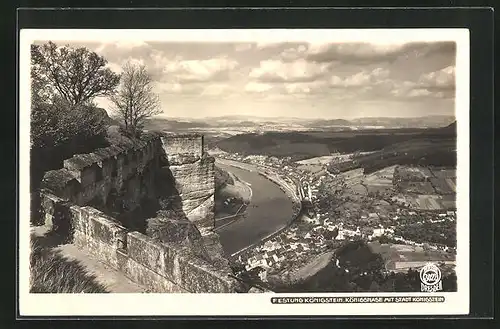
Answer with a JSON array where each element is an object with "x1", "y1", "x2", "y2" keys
[
  {"x1": 111, "y1": 62, "x2": 162, "y2": 136},
  {"x1": 31, "y1": 41, "x2": 120, "y2": 107}
]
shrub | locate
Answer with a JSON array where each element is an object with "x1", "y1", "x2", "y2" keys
[{"x1": 30, "y1": 103, "x2": 110, "y2": 183}]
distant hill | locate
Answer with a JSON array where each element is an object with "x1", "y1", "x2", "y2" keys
[
  {"x1": 305, "y1": 119, "x2": 352, "y2": 127},
  {"x1": 444, "y1": 121, "x2": 457, "y2": 130},
  {"x1": 214, "y1": 125, "x2": 456, "y2": 163},
  {"x1": 349, "y1": 115, "x2": 455, "y2": 128},
  {"x1": 142, "y1": 118, "x2": 212, "y2": 131},
  {"x1": 195, "y1": 115, "x2": 456, "y2": 130}
]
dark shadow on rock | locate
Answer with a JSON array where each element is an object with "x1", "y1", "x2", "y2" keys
[
  {"x1": 145, "y1": 163, "x2": 208, "y2": 256},
  {"x1": 146, "y1": 162, "x2": 232, "y2": 269},
  {"x1": 154, "y1": 162, "x2": 189, "y2": 221}
]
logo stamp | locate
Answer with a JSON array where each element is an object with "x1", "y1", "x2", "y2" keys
[{"x1": 420, "y1": 263, "x2": 443, "y2": 292}]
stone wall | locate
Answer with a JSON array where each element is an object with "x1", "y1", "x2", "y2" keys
[
  {"x1": 41, "y1": 134, "x2": 161, "y2": 209},
  {"x1": 39, "y1": 191, "x2": 243, "y2": 293},
  {"x1": 35, "y1": 132, "x2": 249, "y2": 293}
]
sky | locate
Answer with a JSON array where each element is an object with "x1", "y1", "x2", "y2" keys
[{"x1": 38, "y1": 39, "x2": 457, "y2": 119}]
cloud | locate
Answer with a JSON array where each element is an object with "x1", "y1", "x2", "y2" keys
[
  {"x1": 234, "y1": 43, "x2": 253, "y2": 52},
  {"x1": 389, "y1": 66, "x2": 455, "y2": 99},
  {"x1": 284, "y1": 81, "x2": 334, "y2": 95},
  {"x1": 275, "y1": 41, "x2": 456, "y2": 65},
  {"x1": 280, "y1": 44, "x2": 308, "y2": 62},
  {"x1": 162, "y1": 56, "x2": 238, "y2": 83},
  {"x1": 417, "y1": 65, "x2": 455, "y2": 90},
  {"x1": 106, "y1": 61, "x2": 124, "y2": 73},
  {"x1": 249, "y1": 59, "x2": 332, "y2": 83},
  {"x1": 330, "y1": 67, "x2": 390, "y2": 88},
  {"x1": 113, "y1": 40, "x2": 149, "y2": 50},
  {"x1": 307, "y1": 43, "x2": 408, "y2": 64},
  {"x1": 156, "y1": 82, "x2": 183, "y2": 93},
  {"x1": 255, "y1": 42, "x2": 285, "y2": 50},
  {"x1": 244, "y1": 82, "x2": 274, "y2": 93},
  {"x1": 95, "y1": 41, "x2": 154, "y2": 64},
  {"x1": 201, "y1": 83, "x2": 232, "y2": 96}
]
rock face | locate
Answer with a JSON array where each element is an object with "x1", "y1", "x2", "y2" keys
[
  {"x1": 160, "y1": 134, "x2": 215, "y2": 231},
  {"x1": 146, "y1": 216, "x2": 210, "y2": 260}
]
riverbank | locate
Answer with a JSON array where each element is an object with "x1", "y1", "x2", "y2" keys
[{"x1": 215, "y1": 158, "x2": 303, "y2": 257}]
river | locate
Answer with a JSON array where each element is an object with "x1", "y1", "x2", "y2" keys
[{"x1": 215, "y1": 159, "x2": 294, "y2": 256}]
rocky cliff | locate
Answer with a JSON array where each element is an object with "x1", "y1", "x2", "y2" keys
[{"x1": 160, "y1": 134, "x2": 216, "y2": 231}]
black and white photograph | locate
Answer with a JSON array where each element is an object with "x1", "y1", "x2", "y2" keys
[{"x1": 19, "y1": 28, "x2": 470, "y2": 316}]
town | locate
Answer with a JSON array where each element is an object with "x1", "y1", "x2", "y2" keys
[{"x1": 210, "y1": 147, "x2": 457, "y2": 284}]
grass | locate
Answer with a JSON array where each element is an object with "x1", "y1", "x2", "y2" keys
[{"x1": 29, "y1": 235, "x2": 109, "y2": 293}]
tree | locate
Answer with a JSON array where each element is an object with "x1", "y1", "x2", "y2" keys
[
  {"x1": 111, "y1": 62, "x2": 162, "y2": 136},
  {"x1": 31, "y1": 41, "x2": 120, "y2": 107}
]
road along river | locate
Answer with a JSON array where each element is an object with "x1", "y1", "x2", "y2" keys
[{"x1": 215, "y1": 159, "x2": 294, "y2": 256}]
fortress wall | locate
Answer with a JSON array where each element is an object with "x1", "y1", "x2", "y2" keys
[
  {"x1": 41, "y1": 134, "x2": 162, "y2": 208},
  {"x1": 161, "y1": 133, "x2": 204, "y2": 165},
  {"x1": 35, "y1": 133, "x2": 241, "y2": 293},
  {"x1": 41, "y1": 132, "x2": 216, "y2": 230},
  {"x1": 39, "y1": 191, "x2": 241, "y2": 293}
]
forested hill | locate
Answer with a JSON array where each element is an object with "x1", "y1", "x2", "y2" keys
[{"x1": 214, "y1": 123, "x2": 456, "y2": 162}]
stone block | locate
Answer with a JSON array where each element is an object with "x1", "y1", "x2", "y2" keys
[
  {"x1": 177, "y1": 253, "x2": 240, "y2": 293},
  {"x1": 160, "y1": 134, "x2": 204, "y2": 165},
  {"x1": 77, "y1": 206, "x2": 128, "y2": 249},
  {"x1": 126, "y1": 231, "x2": 180, "y2": 282}
]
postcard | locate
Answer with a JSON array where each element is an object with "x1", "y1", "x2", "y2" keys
[{"x1": 19, "y1": 28, "x2": 469, "y2": 316}]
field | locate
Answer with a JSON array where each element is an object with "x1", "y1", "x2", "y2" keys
[
  {"x1": 297, "y1": 164, "x2": 324, "y2": 174},
  {"x1": 368, "y1": 241, "x2": 455, "y2": 272},
  {"x1": 333, "y1": 138, "x2": 456, "y2": 175},
  {"x1": 391, "y1": 193, "x2": 455, "y2": 211},
  {"x1": 430, "y1": 177, "x2": 456, "y2": 195},
  {"x1": 363, "y1": 165, "x2": 396, "y2": 194},
  {"x1": 399, "y1": 181, "x2": 436, "y2": 194},
  {"x1": 431, "y1": 168, "x2": 456, "y2": 179},
  {"x1": 296, "y1": 155, "x2": 336, "y2": 165}
]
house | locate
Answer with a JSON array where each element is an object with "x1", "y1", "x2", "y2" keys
[
  {"x1": 246, "y1": 254, "x2": 270, "y2": 270},
  {"x1": 271, "y1": 251, "x2": 285, "y2": 263},
  {"x1": 258, "y1": 270, "x2": 268, "y2": 282},
  {"x1": 362, "y1": 227, "x2": 374, "y2": 236},
  {"x1": 336, "y1": 230, "x2": 346, "y2": 240}
]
